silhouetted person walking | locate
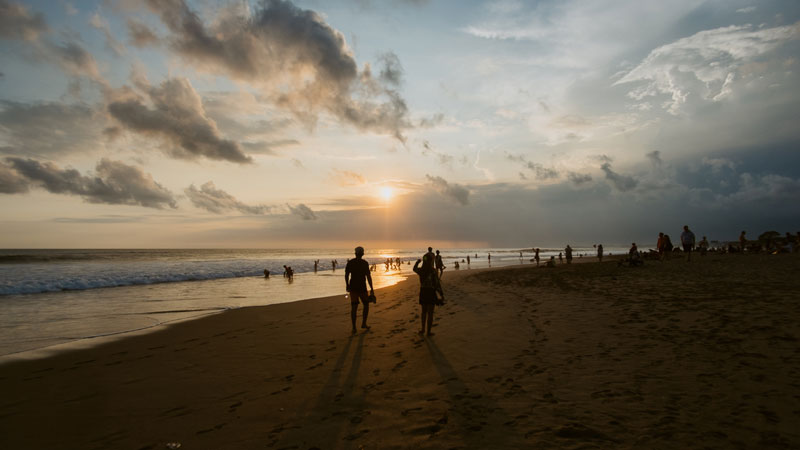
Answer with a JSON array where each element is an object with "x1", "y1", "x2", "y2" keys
[
  {"x1": 435, "y1": 250, "x2": 445, "y2": 278},
  {"x1": 565, "y1": 245, "x2": 573, "y2": 264},
  {"x1": 414, "y1": 252, "x2": 444, "y2": 336},
  {"x1": 345, "y1": 246, "x2": 374, "y2": 334}
]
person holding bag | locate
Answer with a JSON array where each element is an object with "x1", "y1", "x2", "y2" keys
[{"x1": 414, "y1": 252, "x2": 444, "y2": 336}]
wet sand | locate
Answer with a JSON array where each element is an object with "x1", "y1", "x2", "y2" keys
[{"x1": 1, "y1": 253, "x2": 799, "y2": 449}]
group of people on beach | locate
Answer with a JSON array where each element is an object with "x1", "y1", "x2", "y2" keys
[{"x1": 345, "y1": 246, "x2": 444, "y2": 336}]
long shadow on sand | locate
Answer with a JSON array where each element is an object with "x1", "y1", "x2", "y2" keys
[
  {"x1": 275, "y1": 332, "x2": 369, "y2": 447},
  {"x1": 425, "y1": 338, "x2": 517, "y2": 447}
]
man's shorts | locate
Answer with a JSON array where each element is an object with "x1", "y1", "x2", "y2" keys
[
  {"x1": 350, "y1": 290, "x2": 369, "y2": 305},
  {"x1": 682, "y1": 244, "x2": 692, "y2": 252}
]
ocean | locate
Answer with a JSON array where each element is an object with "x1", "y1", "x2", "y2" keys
[{"x1": 0, "y1": 246, "x2": 624, "y2": 359}]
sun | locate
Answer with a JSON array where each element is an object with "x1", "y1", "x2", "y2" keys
[{"x1": 380, "y1": 186, "x2": 393, "y2": 202}]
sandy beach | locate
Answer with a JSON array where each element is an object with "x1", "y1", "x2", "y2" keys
[{"x1": 1, "y1": 253, "x2": 799, "y2": 449}]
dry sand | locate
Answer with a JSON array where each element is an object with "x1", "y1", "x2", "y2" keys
[{"x1": 1, "y1": 253, "x2": 799, "y2": 449}]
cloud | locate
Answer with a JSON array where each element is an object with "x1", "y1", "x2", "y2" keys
[
  {"x1": 567, "y1": 172, "x2": 592, "y2": 185},
  {"x1": 0, "y1": 1, "x2": 103, "y2": 82},
  {"x1": 107, "y1": 77, "x2": 251, "y2": 163},
  {"x1": 2, "y1": 157, "x2": 177, "y2": 208},
  {"x1": 506, "y1": 153, "x2": 559, "y2": 180},
  {"x1": 185, "y1": 181, "x2": 272, "y2": 215},
  {"x1": 0, "y1": 161, "x2": 30, "y2": 193},
  {"x1": 0, "y1": 0, "x2": 47, "y2": 41},
  {"x1": 142, "y1": 0, "x2": 412, "y2": 140},
  {"x1": 646, "y1": 150, "x2": 662, "y2": 166},
  {"x1": 90, "y1": 12, "x2": 126, "y2": 56},
  {"x1": 288, "y1": 203, "x2": 317, "y2": 220},
  {"x1": 127, "y1": 18, "x2": 160, "y2": 47},
  {"x1": 425, "y1": 174, "x2": 470, "y2": 205},
  {"x1": 0, "y1": 100, "x2": 101, "y2": 157},
  {"x1": 331, "y1": 169, "x2": 366, "y2": 187},
  {"x1": 421, "y1": 140, "x2": 455, "y2": 166},
  {"x1": 615, "y1": 22, "x2": 800, "y2": 114},
  {"x1": 600, "y1": 162, "x2": 638, "y2": 191}
]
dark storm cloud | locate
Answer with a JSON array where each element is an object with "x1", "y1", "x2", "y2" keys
[
  {"x1": 1, "y1": 157, "x2": 177, "y2": 208},
  {"x1": 288, "y1": 203, "x2": 317, "y2": 220},
  {"x1": 0, "y1": 0, "x2": 47, "y2": 41},
  {"x1": 142, "y1": 0, "x2": 412, "y2": 141},
  {"x1": 107, "y1": 77, "x2": 251, "y2": 163},
  {"x1": 0, "y1": 101, "x2": 100, "y2": 157},
  {"x1": 185, "y1": 181, "x2": 273, "y2": 215},
  {"x1": 505, "y1": 153, "x2": 559, "y2": 180},
  {"x1": 425, "y1": 174, "x2": 470, "y2": 205},
  {"x1": 127, "y1": 18, "x2": 160, "y2": 47},
  {"x1": 600, "y1": 162, "x2": 638, "y2": 192}
]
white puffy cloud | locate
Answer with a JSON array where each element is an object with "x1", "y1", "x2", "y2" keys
[{"x1": 615, "y1": 22, "x2": 800, "y2": 114}]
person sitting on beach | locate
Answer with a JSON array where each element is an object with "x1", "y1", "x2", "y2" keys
[
  {"x1": 435, "y1": 250, "x2": 445, "y2": 277},
  {"x1": 345, "y1": 246, "x2": 374, "y2": 334},
  {"x1": 699, "y1": 236, "x2": 709, "y2": 256},
  {"x1": 546, "y1": 256, "x2": 556, "y2": 267},
  {"x1": 414, "y1": 253, "x2": 444, "y2": 336},
  {"x1": 621, "y1": 243, "x2": 643, "y2": 267}
]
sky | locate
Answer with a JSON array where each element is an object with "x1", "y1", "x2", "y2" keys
[{"x1": 0, "y1": 0, "x2": 798, "y2": 249}]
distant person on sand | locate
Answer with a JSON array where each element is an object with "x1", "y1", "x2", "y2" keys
[
  {"x1": 681, "y1": 225, "x2": 696, "y2": 262},
  {"x1": 283, "y1": 265, "x2": 289, "y2": 278},
  {"x1": 662, "y1": 234, "x2": 673, "y2": 260},
  {"x1": 535, "y1": 248, "x2": 540, "y2": 266},
  {"x1": 657, "y1": 232, "x2": 665, "y2": 259},
  {"x1": 597, "y1": 244, "x2": 604, "y2": 262},
  {"x1": 345, "y1": 246, "x2": 374, "y2": 334},
  {"x1": 264, "y1": 268, "x2": 270, "y2": 278},
  {"x1": 414, "y1": 252, "x2": 444, "y2": 336},
  {"x1": 699, "y1": 236, "x2": 709, "y2": 256},
  {"x1": 488, "y1": 253, "x2": 491, "y2": 262},
  {"x1": 626, "y1": 243, "x2": 643, "y2": 266},
  {"x1": 467, "y1": 255, "x2": 471, "y2": 265},
  {"x1": 565, "y1": 245, "x2": 573, "y2": 264},
  {"x1": 546, "y1": 256, "x2": 556, "y2": 267},
  {"x1": 558, "y1": 252, "x2": 563, "y2": 263},
  {"x1": 739, "y1": 231, "x2": 747, "y2": 253},
  {"x1": 314, "y1": 260, "x2": 318, "y2": 272},
  {"x1": 435, "y1": 250, "x2": 445, "y2": 277}
]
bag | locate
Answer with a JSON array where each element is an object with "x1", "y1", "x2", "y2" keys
[{"x1": 368, "y1": 294, "x2": 377, "y2": 303}]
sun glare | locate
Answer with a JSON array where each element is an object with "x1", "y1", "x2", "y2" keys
[{"x1": 380, "y1": 186, "x2": 393, "y2": 202}]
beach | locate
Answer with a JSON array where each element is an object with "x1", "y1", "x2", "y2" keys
[{"x1": 1, "y1": 253, "x2": 799, "y2": 449}]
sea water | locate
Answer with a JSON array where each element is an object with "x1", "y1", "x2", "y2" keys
[{"x1": 0, "y1": 247, "x2": 624, "y2": 358}]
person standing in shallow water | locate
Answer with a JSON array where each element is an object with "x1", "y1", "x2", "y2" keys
[
  {"x1": 345, "y1": 246, "x2": 374, "y2": 334},
  {"x1": 414, "y1": 253, "x2": 444, "y2": 336}
]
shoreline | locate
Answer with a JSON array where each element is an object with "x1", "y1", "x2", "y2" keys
[
  {"x1": 2, "y1": 254, "x2": 593, "y2": 361},
  {"x1": 2, "y1": 252, "x2": 796, "y2": 448}
]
